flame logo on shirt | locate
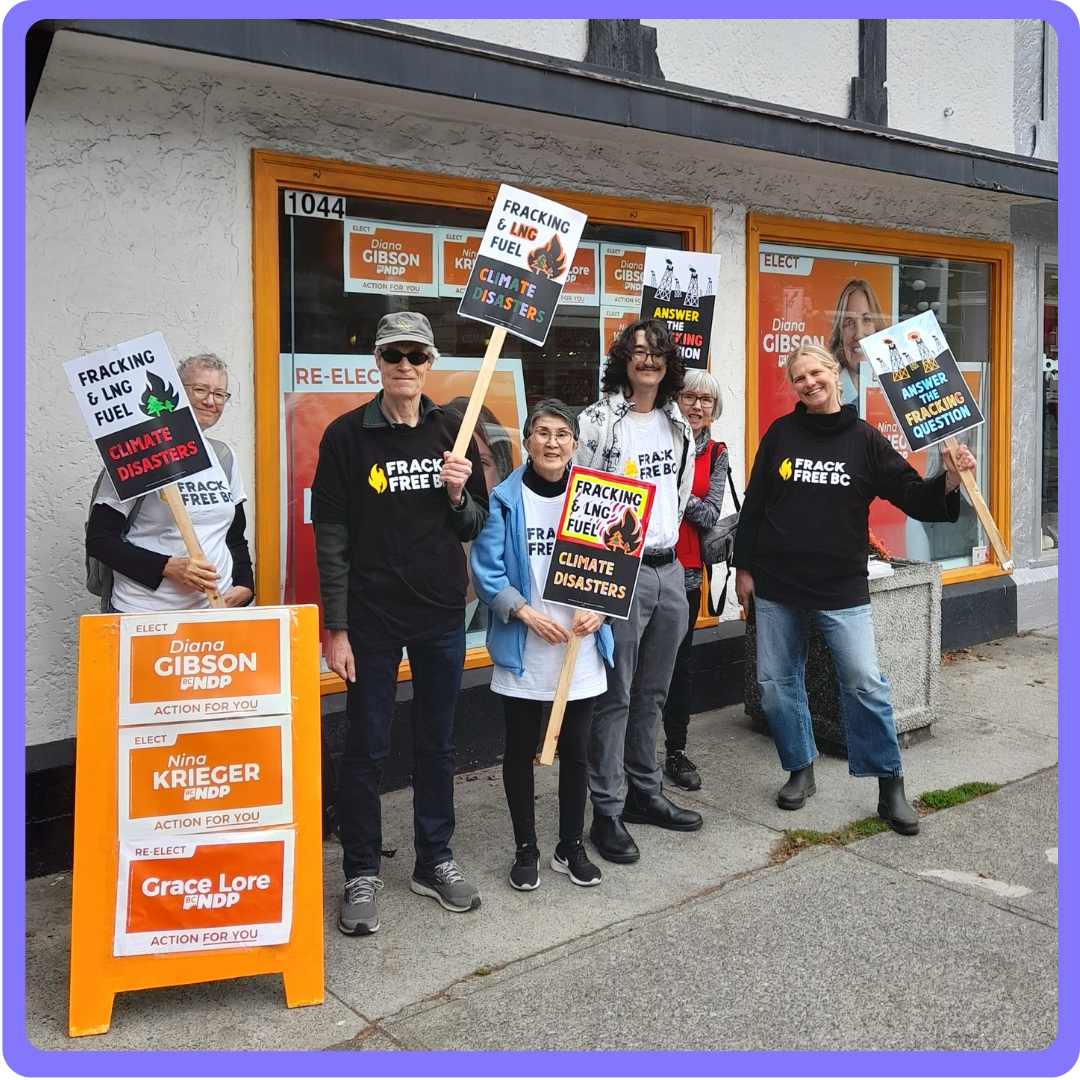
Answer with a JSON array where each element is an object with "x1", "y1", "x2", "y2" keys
[
  {"x1": 779, "y1": 458, "x2": 793, "y2": 481},
  {"x1": 368, "y1": 463, "x2": 388, "y2": 494},
  {"x1": 623, "y1": 459, "x2": 639, "y2": 479}
]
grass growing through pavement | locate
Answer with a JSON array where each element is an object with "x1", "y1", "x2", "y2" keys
[{"x1": 769, "y1": 780, "x2": 1000, "y2": 864}]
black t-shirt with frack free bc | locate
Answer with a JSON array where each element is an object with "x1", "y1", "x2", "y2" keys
[
  {"x1": 310, "y1": 396, "x2": 489, "y2": 650},
  {"x1": 733, "y1": 403, "x2": 960, "y2": 610}
]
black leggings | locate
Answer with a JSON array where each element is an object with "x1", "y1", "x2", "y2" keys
[{"x1": 500, "y1": 695, "x2": 595, "y2": 847}]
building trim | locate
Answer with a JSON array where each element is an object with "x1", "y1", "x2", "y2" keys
[{"x1": 48, "y1": 18, "x2": 1057, "y2": 201}]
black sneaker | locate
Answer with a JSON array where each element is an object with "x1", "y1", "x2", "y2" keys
[
  {"x1": 410, "y1": 859, "x2": 482, "y2": 912},
  {"x1": 509, "y1": 844, "x2": 540, "y2": 891},
  {"x1": 665, "y1": 751, "x2": 702, "y2": 791},
  {"x1": 551, "y1": 839, "x2": 602, "y2": 886}
]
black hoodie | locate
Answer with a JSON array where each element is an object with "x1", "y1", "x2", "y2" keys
[{"x1": 733, "y1": 403, "x2": 960, "y2": 609}]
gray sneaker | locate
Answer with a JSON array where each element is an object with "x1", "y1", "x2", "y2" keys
[
  {"x1": 339, "y1": 875, "x2": 383, "y2": 935},
  {"x1": 410, "y1": 859, "x2": 481, "y2": 912}
]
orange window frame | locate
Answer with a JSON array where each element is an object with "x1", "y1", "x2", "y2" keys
[
  {"x1": 745, "y1": 213, "x2": 1013, "y2": 587},
  {"x1": 251, "y1": 150, "x2": 714, "y2": 692}
]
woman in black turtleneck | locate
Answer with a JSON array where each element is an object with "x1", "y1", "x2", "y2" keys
[
  {"x1": 733, "y1": 343, "x2": 977, "y2": 834},
  {"x1": 471, "y1": 399, "x2": 615, "y2": 893}
]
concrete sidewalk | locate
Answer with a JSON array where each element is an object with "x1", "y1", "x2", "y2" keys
[{"x1": 26, "y1": 630, "x2": 1058, "y2": 1052}]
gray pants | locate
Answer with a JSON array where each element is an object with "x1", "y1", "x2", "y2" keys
[{"x1": 589, "y1": 560, "x2": 689, "y2": 816}]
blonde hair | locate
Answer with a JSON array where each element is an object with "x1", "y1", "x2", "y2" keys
[
  {"x1": 828, "y1": 279, "x2": 888, "y2": 370},
  {"x1": 785, "y1": 342, "x2": 844, "y2": 407}
]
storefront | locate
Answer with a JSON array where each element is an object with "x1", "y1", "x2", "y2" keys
[{"x1": 23, "y1": 19, "x2": 1057, "y2": 873}]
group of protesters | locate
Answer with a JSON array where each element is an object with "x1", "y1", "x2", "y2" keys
[{"x1": 88, "y1": 308, "x2": 977, "y2": 939}]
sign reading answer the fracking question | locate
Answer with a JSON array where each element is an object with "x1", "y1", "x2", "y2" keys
[
  {"x1": 457, "y1": 183, "x2": 587, "y2": 346},
  {"x1": 858, "y1": 311, "x2": 985, "y2": 453},
  {"x1": 639, "y1": 248, "x2": 721, "y2": 369},
  {"x1": 63, "y1": 331, "x2": 213, "y2": 501},
  {"x1": 542, "y1": 466, "x2": 656, "y2": 620}
]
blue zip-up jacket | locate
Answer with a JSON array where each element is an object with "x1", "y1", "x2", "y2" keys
[{"x1": 470, "y1": 465, "x2": 615, "y2": 678}]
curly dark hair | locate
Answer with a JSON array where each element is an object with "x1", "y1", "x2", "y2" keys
[{"x1": 601, "y1": 318, "x2": 685, "y2": 409}]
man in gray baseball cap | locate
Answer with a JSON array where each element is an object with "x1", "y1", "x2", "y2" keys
[{"x1": 311, "y1": 309, "x2": 490, "y2": 936}]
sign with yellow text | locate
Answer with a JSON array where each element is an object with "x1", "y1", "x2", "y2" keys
[
  {"x1": 118, "y1": 609, "x2": 291, "y2": 726},
  {"x1": 118, "y1": 716, "x2": 292, "y2": 838},
  {"x1": 343, "y1": 220, "x2": 438, "y2": 296},
  {"x1": 114, "y1": 830, "x2": 295, "y2": 956}
]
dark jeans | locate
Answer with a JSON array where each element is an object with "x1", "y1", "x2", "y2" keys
[
  {"x1": 662, "y1": 584, "x2": 701, "y2": 755},
  {"x1": 501, "y1": 695, "x2": 595, "y2": 847},
  {"x1": 337, "y1": 623, "x2": 465, "y2": 879}
]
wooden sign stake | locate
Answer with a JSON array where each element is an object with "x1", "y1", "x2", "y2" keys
[
  {"x1": 451, "y1": 327, "x2": 507, "y2": 459},
  {"x1": 943, "y1": 436, "x2": 1013, "y2": 572},
  {"x1": 159, "y1": 484, "x2": 227, "y2": 607},
  {"x1": 539, "y1": 610, "x2": 586, "y2": 766}
]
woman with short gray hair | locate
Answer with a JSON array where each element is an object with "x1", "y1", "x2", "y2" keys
[{"x1": 662, "y1": 367, "x2": 729, "y2": 791}]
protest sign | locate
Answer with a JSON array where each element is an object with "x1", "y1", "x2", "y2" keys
[
  {"x1": 639, "y1": 248, "x2": 721, "y2": 369},
  {"x1": 64, "y1": 331, "x2": 214, "y2": 502},
  {"x1": 451, "y1": 184, "x2": 586, "y2": 457},
  {"x1": 860, "y1": 311, "x2": 1010, "y2": 570},
  {"x1": 537, "y1": 466, "x2": 655, "y2": 764},
  {"x1": 859, "y1": 311, "x2": 985, "y2": 453}
]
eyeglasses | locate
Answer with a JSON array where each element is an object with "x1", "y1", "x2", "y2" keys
[
  {"x1": 679, "y1": 392, "x2": 715, "y2": 409},
  {"x1": 380, "y1": 348, "x2": 431, "y2": 366},
  {"x1": 631, "y1": 349, "x2": 665, "y2": 364},
  {"x1": 529, "y1": 427, "x2": 575, "y2": 445},
  {"x1": 184, "y1": 384, "x2": 231, "y2": 406}
]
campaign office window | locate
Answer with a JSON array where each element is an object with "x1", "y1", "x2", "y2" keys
[
  {"x1": 747, "y1": 216, "x2": 1013, "y2": 583},
  {"x1": 252, "y1": 153, "x2": 711, "y2": 686}
]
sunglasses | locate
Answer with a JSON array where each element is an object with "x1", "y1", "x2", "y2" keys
[{"x1": 380, "y1": 348, "x2": 431, "y2": 366}]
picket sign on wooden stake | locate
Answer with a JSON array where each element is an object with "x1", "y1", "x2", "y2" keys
[
  {"x1": 450, "y1": 328, "x2": 508, "y2": 459},
  {"x1": 943, "y1": 436, "x2": 1013, "y2": 571},
  {"x1": 539, "y1": 610, "x2": 586, "y2": 766},
  {"x1": 159, "y1": 484, "x2": 227, "y2": 608}
]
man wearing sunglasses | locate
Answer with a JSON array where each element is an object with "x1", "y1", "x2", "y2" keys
[{"x1": 310, "y1": 311, "x2": 489, "y2": 936}]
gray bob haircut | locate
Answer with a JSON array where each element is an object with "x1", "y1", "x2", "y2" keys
[
  {"x1": 682, "y1": 367, "x2": 723, "y2": 421},
  {"x1": 523, "y1": 398, "x2": 579, "y2": 441},
  {"x1": 178, "y1": 353, "x2": 228, "y2": 382}
]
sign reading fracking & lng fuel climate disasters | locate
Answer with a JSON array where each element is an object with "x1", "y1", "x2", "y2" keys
[
  {"x1": 63, "y1": 331, "x2": 213, "y2": 501},
  {"x1": 542, "y1": 467, "x2": 656, "y2": 620},
  {"x1": 858, "y1": 311, "x2": 985, "y2": 453},
  {"x1": 639, "y1": 248, "x2": 721, "y2": 369},
  {"x1": 457, "y1": 183, "x2": 587, "y2": 347},
  {"x1": 118, "y1": 609, "x2": 292, "y2": 726}
]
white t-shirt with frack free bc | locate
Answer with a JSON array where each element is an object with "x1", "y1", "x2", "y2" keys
[
  {"x1": 95, "y1": 441, "x2": 245, "y2": 612},
  {"x1": 620, "y1": 409, "x2": 680, "y2": 552}
]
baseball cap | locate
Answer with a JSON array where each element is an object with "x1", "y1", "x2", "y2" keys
[{"x1": 374, "y1": 311, "x2": 435, "y2": 349}]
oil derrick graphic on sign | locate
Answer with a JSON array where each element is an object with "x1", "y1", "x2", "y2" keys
[
  {"x1": 672, "y1": 277, "x2": 683, "y2": 300},
  {"x1": 931, "y1": 333, "x2": 945, "y2": 355},
  {"x1": 684, "y1": 268, "x2": 700, "y2": 308},
  {"x1": 655, "y1": 260, "x2": 675, "y2": 302},
  {"x1": 883, "y1": 338, "x2": 916, "y2": 380},
  {"x1": 650, "y1": 270, "x2": 658, "y2": 289},
  {"x1": 907, "y1": 330, "x2": 941, "y2": 373},
  {"x1": 705, "y1": 277, "x2": 714, "y2": 296}
]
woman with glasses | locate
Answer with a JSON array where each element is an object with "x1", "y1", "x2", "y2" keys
[
  {"x1": 471, "y1": 399, "x2": 614, "y2": 892},
  {"x1": 85, "y1": 353, "x2": 254, "y2": 611},
  {"x1": 662, "y1": 368, "x2": 728, "y2": 791}
]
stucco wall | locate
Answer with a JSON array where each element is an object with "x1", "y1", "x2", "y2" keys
[{"x1": 26, "y1": 30, "x2": 1029, "y2": 749}]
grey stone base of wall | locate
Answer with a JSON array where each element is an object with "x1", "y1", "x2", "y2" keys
[{"x1": 744, "y1": 562, "x2": 942, "y2": 759}]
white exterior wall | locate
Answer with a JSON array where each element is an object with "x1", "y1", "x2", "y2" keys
[
  {"x1": 888, "y1": 20, "x2": 1016, "y2": 152},
  {"x1": 26, "y1": 31, "x2": 1025, "y2": 748},
  {"x1": 394, "y1": 19, "x2": 588, "y2": 61}
]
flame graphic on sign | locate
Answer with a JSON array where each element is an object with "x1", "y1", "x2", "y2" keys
[
  {"x1": 779, "y1": 458, "x2": 793, "y2": 481},
  {"x1": 140, "y1": 372, "x2": 179, "y2": 418},
  {"x1": 623, "y1": 459, "x2": 639, "y2": 479},
  {"x1": 368, "y1": 463, "x2": 388, "y2": 494},
  {"x1": 527, "y1": 233, "x2": 567, "y2": 280},
  {"x1": 601, "y1": 507, "x2": 644, "y2": 556}
]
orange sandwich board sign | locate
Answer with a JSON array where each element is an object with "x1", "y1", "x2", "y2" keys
[{"x1": 68, "y1": 606, "x2": 323, "y2": 1037}]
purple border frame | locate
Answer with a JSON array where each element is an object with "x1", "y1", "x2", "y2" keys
[{"x1": 4, "y1": 0, "x2": 1075, "y2": 1074}]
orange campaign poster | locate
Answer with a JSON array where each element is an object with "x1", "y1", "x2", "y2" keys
[
  {"x1": 344, "y1": 220, "x2": 438, "y2": 296},
  {"x1": 118, "y1": 716, "x2": 291, "y2": 838},
  {"x1": 438, "y1": 229, "x2": 485, "y2": 298},
  {"x1": 756, "y1": 246, "x2": 898, "y2": 440},
  {"x1": 118, "y1": 609, "x2": 292, "y2": 725},
  {"x1": 558, "y1": 242, "x2": 599, "y2": 306},
  {"x1": 601, "y1": 308, "x2": 639, "y2": 353},
  {"x1": 114, "y1": 830, "x2": 295, "y2": 956},
  {"x1": 600, "y1": 244, "x2": 646, "y2": 308}
]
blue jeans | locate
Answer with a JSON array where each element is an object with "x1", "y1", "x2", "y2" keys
[
  {"x1": 337, "y1": 624, "x2": 465, "y2": 879},
  {"x1": 754, "y1": 596, "x2": 903, "y2": 778}
]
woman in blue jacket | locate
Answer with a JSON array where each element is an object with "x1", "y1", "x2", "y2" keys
[{"x1": 471, "y1": 399, "x2": 614, "y2": 892}]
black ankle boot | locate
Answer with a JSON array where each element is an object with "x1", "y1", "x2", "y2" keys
[
  {"x1": 777, "y1": 763, "x2": 816, "y2": 810},
  {"x1": 589, "y1": 810, "x2": 640, "y2": 863},
  {"x1": 878, "y1": 776, "x2": 919, "y2": 835}
]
